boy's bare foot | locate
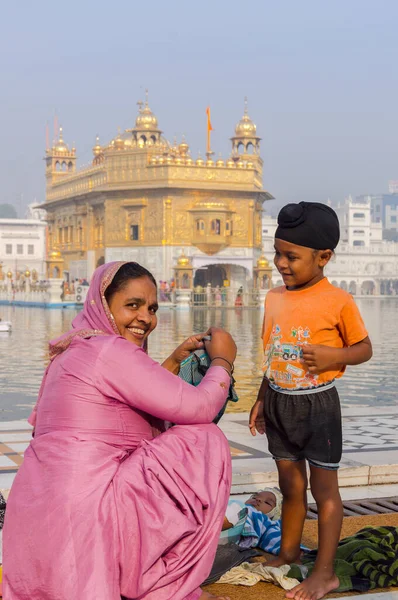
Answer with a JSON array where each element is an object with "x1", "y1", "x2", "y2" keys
[
  {"x1": 199, "y1": 590, "x2": 231, "y2": 600},
  {"x1": 285, "y1": 571, "x2": 339, "y2": 600}
]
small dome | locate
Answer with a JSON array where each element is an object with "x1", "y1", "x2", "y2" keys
[
  {"x1": 235, "y1": 99, "x2": 257, "y2": 137},
  {"x1": 177, "y1": 252, "x2": 190, "y2": 267},
  {"x1": 216, "y1": 158, "x2": 225, "y2": 167},
  {"x1": 93, "y1": 136, "x2": 102, "y2": 156},
  {"x1": 114, "y1": 133, "x2": 124, "y2": 150},
  {"x1": 196, "y1": 155, "x2": 204, "y2": 166},
  {"x1": 135, "y1": 93, "x2": 159, "y2": 131},
  {"x1": 206, "y1": 158, "x2": 215, "y2": 167},
  {"x1": 257, "y1": 255, "x2": 270, "y2": 268},
  {"x1": 25, "y1": 269, "x2": 31, "y2": 278},
  {"x1": 6, "y1": 270, "x2": 12, "y2": 278},
  {"x1": 185, "y1": 156, "x2": 193, "y2": 165},
  {"x1": 247, "y1": 161, "x2": 254, "y2": 168},
  {"x1": 54, "y1": 127, "x2": 69, "y2": 153},
  {"x1": 179, "y1": 141, "x2": 189, "y2": 155},
  {"x1": 226, "y1": 158, "x2": 235, "y2": 168}
]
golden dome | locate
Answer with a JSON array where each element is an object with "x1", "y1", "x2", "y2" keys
[
  {"x1": 216, "y1": 157, "x2": 225, "y2": 167},
  {"x1": 226, "y1": 158, "x2": 235, "y2": 168},
  {"x1": 6, "y1": 270, "x2": 12, "y2": 279},
  {"x1": 114, "y1": 133, "x2": 124, "y2": 150},
  {"x1": 196, "y1": 155, "x2": 204, "y2": 166},
  {"x1": 257, "y1": 255, "x2": 270, "y2": 268},
  {"x1": 54, "y1": 127, "x2": 69, "y2": 153},
  {"x1": 206, "y1": 158, "x2": 215, "y2": 167},
  {"x1": 150, "y1": 155, "x2": 158, "y2": 165},
  {"x1": 235, "y1": 99, "x2": 257, "y2": 137},
  {"x1": 93, "y1": 135, "x2": 102, "y2": 156},
  {"x1": 247, "y1": 161, "x2": 254, "y2": 168},
  {"x1": 177, "y1": 251, "x2": 191, "y2": 267},
  {"x1": 179, "y1": 140, "x2": 189, "y2": 155},
  {"x1": 185, "y1": 156, "x2": 193, "y2": 165},
  {"x1": 135, "y1": 93, "x2": 159, "y2": 131},
  {"x1": 25, "y1": 269, "x2": 31, "y2": 278}
]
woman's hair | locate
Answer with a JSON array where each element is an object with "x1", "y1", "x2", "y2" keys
[{"x1": 104, "y1": 262, "x2": 157, "y2": 304}]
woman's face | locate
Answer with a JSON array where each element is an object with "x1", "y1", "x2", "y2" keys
[{"x1": 107, "y1": 276, "x2": 158, "y2": 347}]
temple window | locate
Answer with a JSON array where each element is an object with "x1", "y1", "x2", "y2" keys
[
  {"x1": 130, "y1": 224, "x2": 139, "y2": 241},
  {"x1": 196, "y1": 219, "x2": 205, "y2": 235},
  {"x1": 226, "y1": 220, "x2": 233, "y2": 236},
  {"x1": 211, "y1": 219, "x2": 221, "y2": 235}
]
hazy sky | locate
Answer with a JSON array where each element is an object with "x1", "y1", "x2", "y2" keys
[{"x1": 1, "y1": 0, "x2": 397, "y2": 216}]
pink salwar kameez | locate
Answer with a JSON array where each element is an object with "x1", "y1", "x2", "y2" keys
[{"x1": 3, "y1": 263, "x2": 232, "y2": 600}]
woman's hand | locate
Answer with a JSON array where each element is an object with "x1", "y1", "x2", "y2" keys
[
  {"x1": 205, "y1": 327, "x2": 237, "y2": 367},
  {"x1": 162, "y1": 332, "x2": 210, "y2": 374}
]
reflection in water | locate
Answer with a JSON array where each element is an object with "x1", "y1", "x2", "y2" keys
[{"x1": 0, "y1": 298, "x2": 396, "y2": 421}]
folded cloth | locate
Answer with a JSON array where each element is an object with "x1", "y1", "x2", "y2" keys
[
  {"x1": 178, "y1": 350, "x2": 238, "y2": 423},
  {"x1": 216, "y1": 562, "x2": 301, "y2": 590},
  {"x1": 289, "y1": 526, "x2": 398, "y2": 593}
]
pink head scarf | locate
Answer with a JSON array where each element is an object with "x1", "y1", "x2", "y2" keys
[
  {"x1": 28, "y1": 261, "x2": 153, "y2": 427},
  {"x1": 49, "y1": 261, "x2": 127, "y2": 359}
]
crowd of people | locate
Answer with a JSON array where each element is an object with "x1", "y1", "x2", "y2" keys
[{"x1": 3, "y1": 202, "x2": 373, "y2": 600}]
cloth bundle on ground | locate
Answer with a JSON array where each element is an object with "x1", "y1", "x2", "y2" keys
[
  {"x1": 289, "y1": 526, "x2": 398, "y2": 593},
  {"x1": 215, "y1": 562, "x2": 301, "y2": 590},
  {"x1": 202, "y1": 544, "x2": 260, "y2": 586},
  {"x1": 178, "y1": 349, "x2": 238, "y2": 423}
]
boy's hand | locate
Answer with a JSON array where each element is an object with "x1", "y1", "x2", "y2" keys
[
  {"x1": 249, "y1": 399, "x2": 266, "y2": 436},
  {"x1": 301, "y1": 344, "x2": 339, "y2": 373}
]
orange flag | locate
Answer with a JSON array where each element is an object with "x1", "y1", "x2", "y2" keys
[{"x1": 206, "y1": 106, "x2": 213, "y2": 132}]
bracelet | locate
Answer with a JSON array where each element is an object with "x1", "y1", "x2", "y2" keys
[
  {"x1": 211, "y1": 356, "x2": 234, "y2": 374},
  {"x1": 217, "y1": 365, "x2": 233, "y2": 379}
]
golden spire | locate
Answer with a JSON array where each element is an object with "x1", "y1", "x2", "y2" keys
[
  {"x1": 135, "y1": 90, "x2": 159, "y2": 131},
  {"x1": 54, "y1": 126, "x2": 69, "y2": 152},
  {"x1": 235, "y1": 97, "x2": 257, "y2": 137},
  {"x1": 93, "y1": 135, "x2": 102, "y2": 156}
]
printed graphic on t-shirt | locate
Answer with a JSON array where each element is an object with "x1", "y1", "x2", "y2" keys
[{"x1": 263, "y1": 324, "x2": 320, "y2": 390}]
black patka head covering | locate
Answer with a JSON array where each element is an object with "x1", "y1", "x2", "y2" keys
[{"x1": 275, "y1": 201, "x2": 340, "y2": 250}]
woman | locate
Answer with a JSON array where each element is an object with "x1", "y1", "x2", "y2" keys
[{"x1": 4, "y1": 262, "x2": 237, "y2": 600}]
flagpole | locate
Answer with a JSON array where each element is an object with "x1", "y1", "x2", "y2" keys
[{"x1": 206, "y1": 107, "x2": 214, "y2": 160}]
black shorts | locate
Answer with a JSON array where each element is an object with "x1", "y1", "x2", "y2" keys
[{"x1": 264, "y1": 384, "x2": 342, "y2": 470}]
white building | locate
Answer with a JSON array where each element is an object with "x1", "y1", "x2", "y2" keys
[
  {"x1": 0, "y1": 206, "x2": 47, "y2": 280},
  {"x1": 262, "y1": 198, "x2": 398, "y2": 295}
]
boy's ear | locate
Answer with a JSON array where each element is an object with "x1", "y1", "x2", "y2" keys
[{"x1": 318, "y1": 249, "x2": 333, "y2": 266}]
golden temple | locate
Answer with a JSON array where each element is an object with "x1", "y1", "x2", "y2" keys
[{"x1": 44, "y1": 94, "x2": 273, "y2": 288}]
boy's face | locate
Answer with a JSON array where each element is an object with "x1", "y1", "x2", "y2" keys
[
  {"x1": 274, "y1": 238, "x2": 332, "y2": 290},
  {"x1": 245, "y1": 491, "x2": 277, "y2": 514}
]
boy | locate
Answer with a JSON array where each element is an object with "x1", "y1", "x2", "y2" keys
[{"x1": 249, "y1": 202, "x2": 372, "y2": 600}]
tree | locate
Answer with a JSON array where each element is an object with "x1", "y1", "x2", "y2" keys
[{"x1": 0, "y1": 204, "x2": 18, "y2": 218}]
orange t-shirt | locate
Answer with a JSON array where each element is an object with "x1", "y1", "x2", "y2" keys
[{"x1": 262, "y1": 278, "x2": 368, "y2": 391}]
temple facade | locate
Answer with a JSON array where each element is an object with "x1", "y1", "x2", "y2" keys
[{"x1": 43, "y1": 95, "x2": 273, "y2": 289}]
